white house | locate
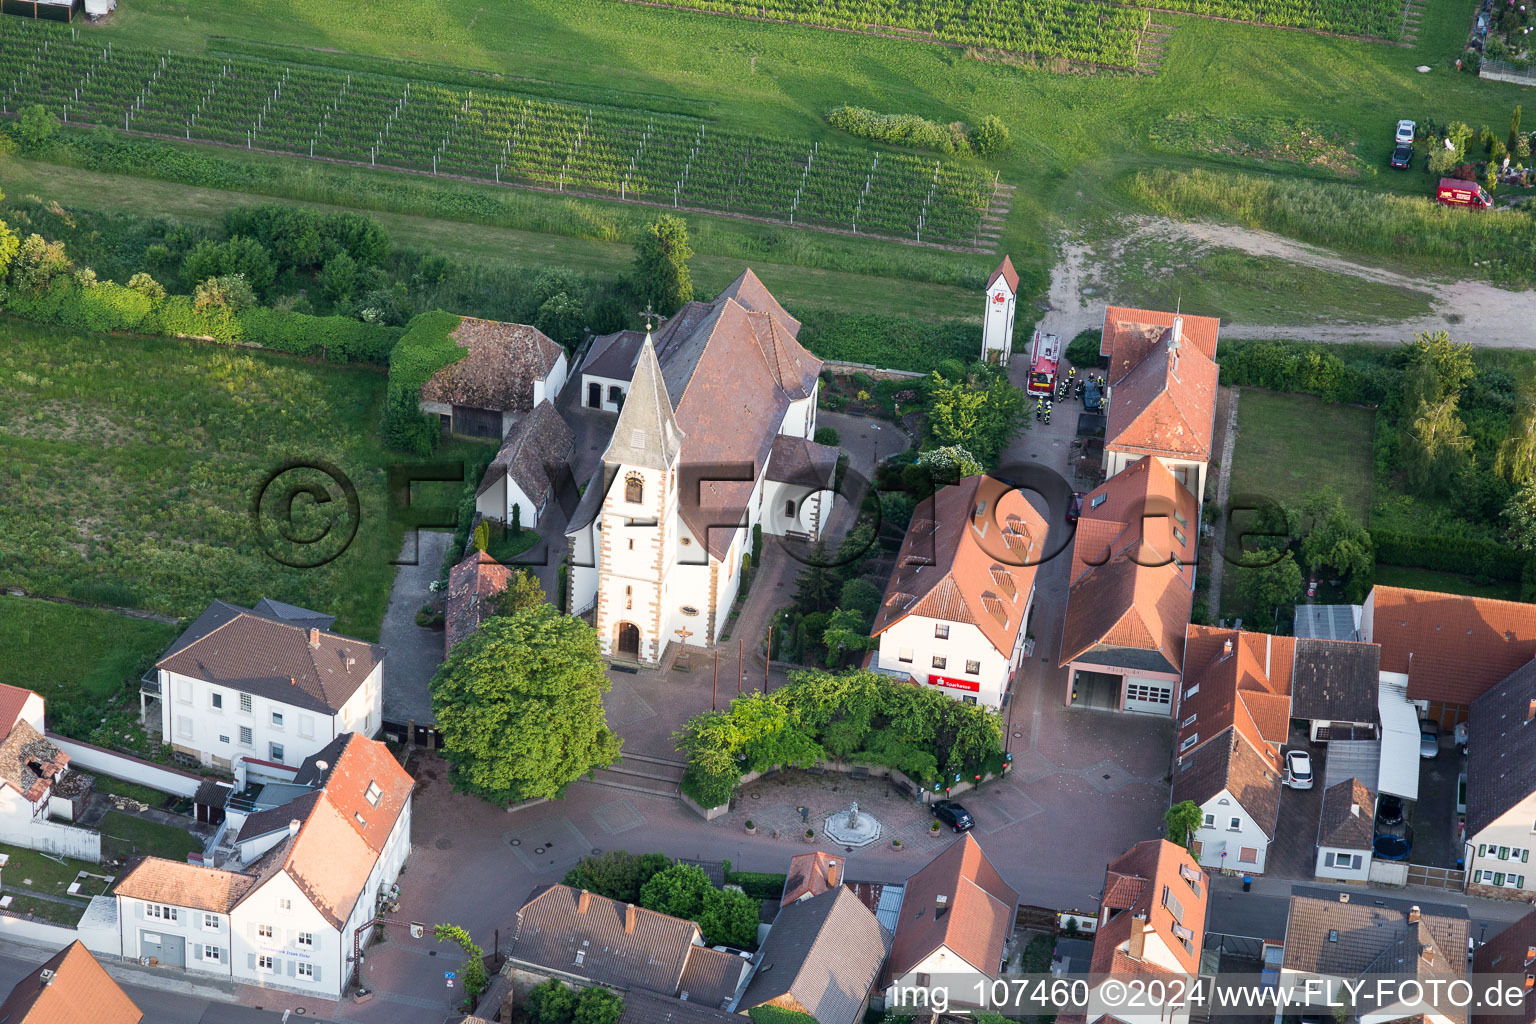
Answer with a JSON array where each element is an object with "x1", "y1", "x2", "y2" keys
[
  {"x1": 980, "y1": 256, "x2": 1017, "y2": 367},
  {"x1": 880, "y1": 835, "x2": 1017, "y2": 1008},
  {"x1": 1314, "y1": 778, "x2": 1374, "y2": 882},
  {"x1": 474, "y1": 399, "x2": 574, "y2": 529},
  {"x1": 1098, "y1": 307, "x2": 1220, "y2": 502},
  {"x1": 1080, "y1": 840, "x2": 1208, "y2": 1024},
  {"x1": 147, "y1": 600, "x2": 384, "y2": 770},
  {"x1": 1465, "y1": 661, "x2": 1536, "y2": 900},
  {"x1": 566, "y1": 270, "x2": 837, "y2": 664},
  {"x1": 417, "y1": 317, "x2": 568, "y2": 439},
  {"x1": 0, "y1": 684, "x2": 100, "y2": 861},
  {"x1": 112, "y1": 733, "x2": 412, "y2": 1000},
  {"x1": 870, "y1": 476, "x2": 1048, "y2": 709}
]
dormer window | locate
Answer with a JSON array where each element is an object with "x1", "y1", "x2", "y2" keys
[
  {"x1": 365, "y1": 781, "x2": 382, "y2": 807},
  {"x1": 625, "y1": 474, "x2": 644, "y2": 504}
]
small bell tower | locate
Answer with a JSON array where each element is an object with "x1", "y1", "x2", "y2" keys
[{"x1": 982, "y1": 255, "x2": 1018, "y2": 367}]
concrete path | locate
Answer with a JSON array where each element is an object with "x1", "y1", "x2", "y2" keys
[{"x1": 380, "y1": 530, "x2": 451, "y2": 728}]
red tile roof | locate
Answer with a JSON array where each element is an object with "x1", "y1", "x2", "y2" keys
[
  {"x1": 114, "y1": 858, "x2": 257, "y2": 913},
  {"x1": 1090, "y1": 840, "x2": 1208, "y2": 977},
  {"x1": 1103, "y1": 308, "x2": 1220, "y2": 463},
  {"x1": 1060, "y1": 459, "x2": 1197, "y2": 673},
  {"x1": 1101, "y1": 306, "x2": 1220, "y2": 366},
  {"x1": 1176, "y1": 627, "x2": 1295, "y2": 759},
  {"x1": 988, "y1": 256, "x2": 1019, "y2": 294},
  {"x1": 0, "y1": 684, "x2": 35, "y2": 736},
  {"x1": 0, "y1": 941, "x2": 141, "y2": 1024},
  {"x1": 445, "y1": 550, "x2": 512, "y2": 654},
  {"x1": 1370, "y1": 586, "x2": 1536, "y2": 705},
  {"x1": 782, "y1": 851, "x2": 844, "y2": 907},
  {"x1": 873, "y1": 476, "x2": 1049, "y2": 659},
  {"x1": 885, "y1": 835, "x2": 1017, "y2": 985}
]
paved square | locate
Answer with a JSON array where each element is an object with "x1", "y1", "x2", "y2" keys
[
  {"x1": 504, "y1": 817, "x2": 594, "y2": 871},
  {"x1": 591, "y1": 797, "x2": 646, "y2": 836}
]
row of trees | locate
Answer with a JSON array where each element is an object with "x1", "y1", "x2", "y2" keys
[
  {"x1": 560, "y1": 851, "x2": 759, "y2": 948},
  {"x1": 826, "y1": 105, "x2": 1011, "y2": 157},
  {"x1": 1229, "y1": 489, "x2": 1374, "y2": 630}
]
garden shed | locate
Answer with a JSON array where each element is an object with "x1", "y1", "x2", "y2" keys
[{"x1": 1, "y1": 0, "x2": 80, "y2": 21}]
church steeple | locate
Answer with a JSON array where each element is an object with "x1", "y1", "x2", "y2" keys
[{"x1": 603, "y1": 336, "x2": 683, "y2": 470}]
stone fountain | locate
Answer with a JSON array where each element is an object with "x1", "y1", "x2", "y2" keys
[{"x1": 823, "y1": 800, "x2": 882, "y2": 848}]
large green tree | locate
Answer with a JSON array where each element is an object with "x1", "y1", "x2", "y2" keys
[
  {"x1": 639, "y1": 863, "x2": 713, "y2": 920},
  {"x1": 633, "y1": 214, "x2": 694, "y2": 315},
  {"x1": 926, "y1": 366, "x2": 1025, "y2": 467},
  {"x1": 1164, "y1": 801, "x2": 1203, "y2": 851},
  {"x1": 0, "y1": 188, "x2": 17, "y2": 289},
  {"x1": 430, "y1": 605, "x2": 621, "y2": 804},
  {"x1": 1498, "y1": 380, "x2": 1536, "y2": 486},
  {"x1": 1234, "y1": 548, "x2": 1303, "y2": 631},
  {"x1": 1299, "y1": 490, "x2": 1374, "y2": 601}
]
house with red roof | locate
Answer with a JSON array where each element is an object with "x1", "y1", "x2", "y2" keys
[
  {"x1": 112, "y1": 733, "x2": 412, "y2": 999},
  {"x1": 980, "y1": 256, "x2": 1019, "y2": 367},
  {"x1": 1058, "y1": 457, "x2": 1197, "y2": 714},
  {"x1": 445, "y1": 549, "x2": 512, "y2": 656},
  {"x1": 871, "y1": 476, "x2": 1049, "y2": 708},
  {"x1": 1098, "y1": 307, "x2": 1220, "y2": 502},
  {"x1": 0, "y1": 683, "x2": 100, "y2": 861}
]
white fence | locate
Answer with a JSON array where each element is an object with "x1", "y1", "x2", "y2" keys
[
  {"x1": 1480, "y1": 59, "x2": 1536, "y2": 86},
  {"x1": 1369, "y1": 859, "x2": 1410, "y2": 887},
  {"x1": 48, "y1": 735, "x2": 205, "y2": 799},
  {"x1": 0, "y1": 816, "x2": 101, "y2": 863}
]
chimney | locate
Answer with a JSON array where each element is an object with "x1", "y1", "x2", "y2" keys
[
  {"x1": 1527, "y1": 699, "x2": 1536, "y2": 723},
  {"x1": 38, "y1": 969, "x2": 54, "y2": 987},
  {"x1": 1408, "y1": 905, "x2": 1421, "y2": 924},
  {"x1": 1127, "y1": 912, "x2": 1148, "y2": 961},
  {"x1": 577, "y1": 889, "x2": 592, "y2": 915},
  {"x1": 308, "y1": 627, "x2": 321, "y2": 649},
  {"x1": 1168, "y1": 317, "x2": 1183, "y2": 376},
  {"x1": 1222, "y1": 639, "x2": 1233, "y2": 659},
  {"x1": 935, "y1": 893, "x2": 949, "y2": 918},
  {"x1": 288, "y1": 818, "x2": 300, "y2": 837},
  {"x1": 826, "y1": 858, "x2": 840, "y2": 887},
  {"x1": 625, "y1": 903, "x2": 639, "y2": 934}
]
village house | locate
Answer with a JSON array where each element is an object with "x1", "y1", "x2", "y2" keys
[
  {"x1": 980, "y1": 256, "x2": 1018, "y2": 367},
  {"x1": 1069, "y1": 839, "x2": 1208, "y2": 1024},
  {"x1": 0, "y1": 941, "x2": 141, "y2": 1024},
  {"x1": 1098, "y1": 307, "x2": 1221, "y2": 501},
  {"x1": 870, "y1": 475, "x2": 1049, "y2": 708},
  {"x1": 474, "y1": 399, "x2": 575, "y2": 529},
  {"x1": 146, "y1": 599, "x2": 384, "y2": 770},
  {"x1": 417, "y1": 317, "x2": 568, "y2": 439},
  {"x1": 508, "y1": 884, "x2": 748, "y2": 1009},
  {"x1": 445, "y1": 549, "x2": 512, "y2": 656},
  {"x1": 1464, "y1": 661, "x2": 1536, "y2": 900},
  {"x1": 737, "y1": 886, "x2": 891, "y2": 1024},
  {"x1": 1170, "y1": 627, "x2": 1292, "y2": 874},
  {"x1": 1471, "y1": 907, "x2": 1536, "y2": 1024},
  {"x1": 1280, "y1": 888, "x2": 1467, "y2": 1024},
  {"x1": 880, "y1": 834, "x2": 1017, "y2": 1007},
  {"x1": 0, "y1": 683, "x2": 101, "y2": 861},
  {"x1": 110, "y1": 733, "x2": 412, "y2": 1000},
  {"x1": 565, "y1": 270, "x2": 838, "y2": 664},
  {"x1": 1314, "y1": 778, "x2": 1375, "y2": 882},
  {"x1": 1058, "y1": 456, "x2": 1197, "y2": 714}
]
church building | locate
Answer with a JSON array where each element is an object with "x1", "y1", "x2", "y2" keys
[{"x1": 566, "y1": 271, "x2": 839, "y2": 664}]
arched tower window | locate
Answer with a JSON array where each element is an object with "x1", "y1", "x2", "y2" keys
[{"x1": 625, "y1": 473, "x2": 644, "y2": 504}]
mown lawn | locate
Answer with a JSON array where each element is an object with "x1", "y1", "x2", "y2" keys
[
  {"x1": 94, "y1": 774, "x2": 175, "y2": 808},
  {"x1": 0, "y1": 843, "x2": 100, "y2": 895},
  {"x1": 0, "y1": 319, "x2": 472, "y2": 640},
  {"x1": 1229, "y1": 389, "x2": 1375, "y2": 519},
  {"x1": 1374, "y1": 565, "x2": 1521, "y2": 601},
  {"x1": 98, "y1": 812, "x2": 202, "y2": 863},
  {"x1": 0, "y1": 598, "x2": 175, "y2": 711}
]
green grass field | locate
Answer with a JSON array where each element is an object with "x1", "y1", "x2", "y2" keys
[
  {"x1": 1373, "y1": 564, "x2": 1522, "y2": 600},
  {"x1": 99, "y1": 811, "x2": 202, "y2": 863},
  {"x1": 0, "y1": 319, "x2": 470, "y2": 639},
  {"x1": 0, "y1": 598, "x2": 176, "y2": 712},
  {"x1": 1229, "y1": 389, "x2": 1376, "y2": 518}
]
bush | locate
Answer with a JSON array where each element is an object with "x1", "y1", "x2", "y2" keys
[
  {"x1": 386, "y1": 310, "x2": 466, "y2": 453},
  {"x1": 814, "y1": 426, "x2": 841, "y2": 446},
  {"x1": 826, "y1": 105, "x2": 971, "y2": 155},
  {"x1": 1064, "y1": 330, "x2": 1101, "y2": 369},
  {"x1": 723, "y1": 870, "x2": 789, "y2": 901},
  {"x1": 1371, "y1": 529, "x2": 1521, "y2": 580},
  {"x1": 970, "y1": 115, "x2": 1011, "y2": 157},
  {"x1": 796, "y1": 312, "x2": 984, "y2": 374},
  {"x1": 561, "y1": 851, "x2": 671, "y2": 904}
]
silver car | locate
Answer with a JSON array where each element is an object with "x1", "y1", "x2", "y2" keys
[
  {"x1": 1284, "y1": 749, "x2": 1314, "y2": 790},
  {"x1": 1420, "y1": 721, "x2": 1440, "y2": 759}
]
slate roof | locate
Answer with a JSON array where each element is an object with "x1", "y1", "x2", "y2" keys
[
  {"x1": 445, "y1": 550, "x2": 512, "y2": 655},
  {"x1": 766, "y1": 434, "x2": 839, "y2": 489},
  {"x1": 603, "y1": 336, "x2": 684, "y2": 473},
  {"x1": 1059, "y1": 458, "x2": 1196, "y2": 673},
  {"x1": 1317, "y1": 778, "x2": 1375, "y2": 851},
  {"x1": 1472, "y1": 908, "x2": 1536, "y2": 1024},
  {"x1": 0, "y1": 720, "x2": 68, "y2": 803},
  {"x1": 250, "y1": 598, "x2": 335, "y2": 633},
  {"x1": 677, "y1": 947, "x2": 748, "y2": 1009},
  {"x1": 512, "y1": 885, "x2": 731, "y2": 1002},
  {"x1": 781, "y1": 851, "x2": 845, "y2": 907},
  {"x1": 740, "y1": 887, "x2": 892, "y2": 1024},
  {"x1": 1090, "y1": 840, "x2": 1207, "y2": 976},
  {"x1": 885, "y1": 835, "x2": 1017, "y2": 985},
  {"x1": 1282, "y1": 887, "x2": 1467, "y2": 977},
  {"x1": 1171, "y1": 727, "x2": 1282, "y2": 840},
  {"x1": 476, "y1": 399, "x2": 574, "y2": 509},
  {"x1": 419, "y1": 317, "x2": 564, "y2": 414},
  {"x1": 873, "y1": 476, "x2": 1049, "y2": 661},
  {"x1": 1466, "y1": 660, "x2": 1536, "y2": 836},
  {"x1": 1100, "y1": 307, "x2": 1221, "y2": 462},
  {"x1": 616, "y1": 991, "x2": 742, "y2": 1024},
  {"x1": 156, "y1": 601, "x2": 383, "y2": 715},
  {"x1": 1369, "y1": 586, "x2": 1536, "y2": 706},
  {"x1": 1291, "y1": 638, "x2": 1381, "y2": 724},
  {"x1": 988, "y1": 255, "x2": 1019, "y2": 293},
  {"x1": 0, "y1": 941, "x2": 141, "y2": 1024}
]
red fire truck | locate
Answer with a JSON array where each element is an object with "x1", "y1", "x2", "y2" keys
[{"x1": 1025, "y1": 330, "x2": 1062, "y2": 397}]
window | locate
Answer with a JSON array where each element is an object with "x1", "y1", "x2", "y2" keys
[
  {"x1": 239, "y1": 692, "x2": 252, "y2": 714},
  {"x1": 258, "y1": 924, "x2": 273, "y2": 939},
  {"x1": 278, "y1": 899, "x2": 292, "y2": 912},
  {"x1": 238, "y1": 726, "x2": 252, "y2": 747},
  {"x1": 1090, "y1": 493, "x2": 1108, "y2": 510},
  {"x1": 962, "y1": 695, "x2": 977, "y2": 705},
  {"x1": 784, "y1": 500, "x2": 796, "y2": 517},
  {"x1": 355, "y1": 812, "x2": 367, "y2": 826},
  {"x1": 1228, "y1": 817, "x2": 1241, "y2": 831},
  {"x1": 1173, "y1": 527, "x2": 1187, "y2": 547},
  {"x1": 1182, "y1": 714, "x2": 1197, "y2": 728},
  {"x1": 1238, "y1": 847, "x2": 1259, "y2": 864},
  {"x1": 625, "y1": 585, "x2": 632, "y2": 610},
  {"x1": 966, "y1": 660, "x2": 981, "y2": 675},
  {"x1": 203, "y1": 945, "x2": 222, "y2": 963},
  {"x1": 203, "y1": 914, "x2": 219, "y2": 930},
  {"x1": 269, "y1": 743, "x2": 285, "y2": 764},
  {"x1": 297, "y1": 931, "x2": 314, "y2": 947},
  {"x1": 1183, "y1": 684, "x2": 1200, "y2": 699},
  {"x1": 176, "y1": 679, "x2": 192, "y2": 704},
  {"x1": 257, "y1": 955, "x2": 275, "y2": 972},
  {"x1": 627, "y1": 539, "x2": 634, "y2": 551},
  {"x1": 1161, "y1": 886, "x2": 1184, "y2": 923},
  {"x1": 365, "y1": 781, "x2": 382, "y2": 807},
  {"x1": 916, "y1": 973, "x2": 931, "y2": 987},
  {"x1": 932, "y1": 656, "x2": 947, "y2": 670},
  {"x1": 898, "y1": 648, "x2": 913, "y2": 664},
  {"x1": 219, "y1": 734, "x2": 229, "y2": 745},
  {"x1": 934, "y1": 624, "x2": 950, "y2": 640},
  {"x1": 625, "y1": 473, "x2": 644, "y2": 504},
  {"x1": 271, "y1": 711, "x2": 284, "y2": 729},
  {"x1": 1325, "y1": 853, "x2": 1360, "y2": 870},
  {"x1": 297, "y1": 963, "x2": 314, "y2": 980},
  {"x1": 210, "y1": 693, "x2": 223, "y2": 710},
  {"x1": 1174, "y1": 509, "x2": 1188, "y2": 530},
  {"x1": 1203, "y1": 813, "x2": 1215, "y2": 827},
  {"x1": 147, "y1": 905, "x2": 179, "y2": 922},
  {"x1": 1190, "y1": 840, "x2": 1203, "y2": 856},
  {"x1": 1179, "y1": 734, "x2": 1198, "y2": 752}
]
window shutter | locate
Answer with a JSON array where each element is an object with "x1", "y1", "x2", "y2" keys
[
  {"x1": 1523, "y1": 849, "x2": 1531, "y2": 863},
  {"x1": 133, "y1": 903, "x2": 143, "y2": 919},
  {"x1": 313, "y1": 964, "x2": 322, "y2": 983},
  {"x1": 1324, "y1": 852, "x2": 1335, "y2": 867},
  {"x1": 286, "y1": 958, "x2": 296, "y2": 977},
  {"x1": 247, "y1": 953, "x2": 256, "y2": 970},
  {"x1": 193, "y1": 943, "x2": 202, "y2": 959}
]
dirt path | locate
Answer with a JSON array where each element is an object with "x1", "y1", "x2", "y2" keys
[{"x1": 1049, "y1": 217, "x2": 1536, "y2": 347}]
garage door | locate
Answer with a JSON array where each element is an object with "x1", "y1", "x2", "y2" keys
[
  {"x1": 1124, "y1": 679, "x2": 1173, "y2": 715},
  {"x1": 141, "y1": 931, "x2": 186, "y2": 968}
]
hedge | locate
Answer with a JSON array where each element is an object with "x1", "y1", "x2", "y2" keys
[
  {"x1": 386, "y1": 310, "x2": 466, "y2": 453},
  {"x1": 1216, "y1": 338, "x2": 1399, "y2": 407},
  {"x1": 1371, "y1": 528, "x2": 1521, "y2": 581},
  {"x1": 826, "y1": 105, "x2": 969, "y2": 155},
  {"x1": 723, "y1": 870, "x2": 788, "y2": 901}
]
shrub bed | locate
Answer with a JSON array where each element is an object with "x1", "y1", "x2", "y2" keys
[{"x1": 386, "y1": 310, "x2": 465, "y2": 453}]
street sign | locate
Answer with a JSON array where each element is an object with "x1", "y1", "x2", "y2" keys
[{"x1": 445, "y1": 971, "x2": 457, "y2": 980}]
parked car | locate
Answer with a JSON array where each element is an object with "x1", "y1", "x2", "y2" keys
[
  {"x1": 1376, "y1": 794, "x2": 1405, "y2": 826},
  {"x1": 1283, "y1": 749, "x2": 1314, "y2": 790},
  {"x1": 932, "y1": 800, "x2": 973, "y2": 832},
  {"x1": 1456, "y1": 772, "x2": 1468, "y2": 816},
  {"x1": 1066, "y1": 491, "x2": 1084, "y2": 524},
  {"x1": 1083, "y1": 378, "x2": 1104, "y2": 411},
  {"x1": 1420, "y1": 721, "x2": 1441, "y2": 759},
  {"x1": 1390, "y1": 143, "x2": 1414, "y2": 169},
  {"x1": 1396, "y1": 119, "x2": 1417, "y2": 144}
]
